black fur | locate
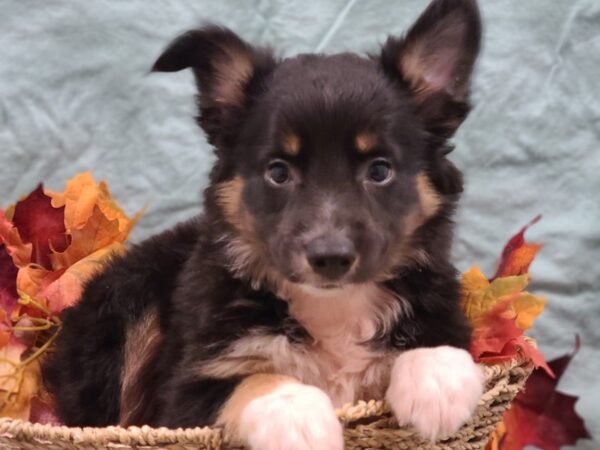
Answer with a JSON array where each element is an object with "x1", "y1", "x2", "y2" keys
[
  {"x1": 43, "y1": 219, "x2": 200, "y2": 425},
  {"x1": 43, "y1": 0, "x2": 482, "y2": 428}
]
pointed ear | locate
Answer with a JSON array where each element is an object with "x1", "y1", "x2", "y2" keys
[
  {"x1": 381, "y1": 0, "x2": 481, "y2": 137},
  {"x1": 152, "y1": 26, "x2": 276, "y2": 144}
]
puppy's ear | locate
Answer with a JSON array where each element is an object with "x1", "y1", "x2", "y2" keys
[
  {"x1": 381, "y1": 0, "x2": 481, "y2": 138},
  {"x1": 153, "y1": 26, "x2": 275, "y2": 145}
]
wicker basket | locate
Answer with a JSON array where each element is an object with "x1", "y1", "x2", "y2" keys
[{"x1": 0, "y1": 357, "x2": 532, "y2": 450}]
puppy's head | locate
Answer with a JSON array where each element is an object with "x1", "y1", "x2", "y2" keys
[{"x1": 153, "y1": 0, "x2": 481, "y2": 291}]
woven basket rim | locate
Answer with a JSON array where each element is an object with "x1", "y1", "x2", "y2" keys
[{"x1": 0, "y1": 356, "x2": 533, "y2": 447}]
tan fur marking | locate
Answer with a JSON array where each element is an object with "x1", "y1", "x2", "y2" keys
[
  {"x1": 216, "y1": 374, "x2": 299, "y2": 435},
  {"x1": 399, "y1": 11, "x2": 467, "y2": 104},
  {"x1": 119, "y1": 306, "x2": 162, "y2": 426},
  {"x1": 383, "y1": 172, "x2": 442, "y2": 272},
  {"x1": 399, "y1": 40, "x2": 436, "y2": 101},
  {"x1": 415, "y1": 172, "x2": 442, "y2": 219},
  {"x1": 282, "y1": 133, "x2": 301, "y2": 156},
  {"x1": 355, "y1": 132, "x2": 377, "y2": 153},
  {"x1": 213, "y1": 52, "x2": 253, "y2": 107},
  {"x1": 215, "y1": 178, "x2": 282, "y2": 290},
  {"x1": 215, "y1": 176, "x2": 256, "y2": 235}
]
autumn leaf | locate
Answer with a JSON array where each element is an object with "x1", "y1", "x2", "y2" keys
[
  {"x1": 43, "y1": 242, "x2": 125, "y2": 313},
  {"x1": 0, "y1": 246, "x2": 19, "y2": 347},
  {"x1": 10, "y1": 175, "x2": 140, "y2": 316},
  {"x1": 0, "y1": 210, "x2": 32, "y2": 268},
  {"x1": 462, "y1": 267, "x2": 527, "y2": 325},
  {"x1": 0, "y1": 336, "x2": 26, "y2": 390},
  {"x1": 0, "y1": 245, "x2": 19, "y2": 318},
  {"x1": 46, "y1": 172, "x2": 141, "y2": 239},
  {"x1": 500, "y1": 337, "x2": 591, "y2": 450},
  {"x1": 486, "y1": 421, "x2": 506, "y2": 450},
  {"x1": 49, "y1": 206, "x2": 123, "y2": 270},
  {"x1": 10, "y1": 186, "x2": 69, "y2": 270},
  {"x1": 0, "y1": 335, "x2": 41, "y2": 420},
  {"x1": 0, "y1": 173, "x2": 141, "y2": 423},
  {"x1": 461, "y1": 268, "x2": 546, "y2": 331},
  {"x1": 511, "y1": 293, "x2": 546, "y2": 331},
  {"x1": 470, "y1": 301, "x2": 552, "y2": 375},
  {"x1": 13, "y1": 266, "x2": 64, "y2": 319},
  {"x1": 492, "y1": 215, "x2": 542, "y2": 280},
  {"x1": 0, "y1": 313, "x2": 9, "y2": 349},
  {"x1": 0, "y1": 359, "x2": 40, "y2": 421}
]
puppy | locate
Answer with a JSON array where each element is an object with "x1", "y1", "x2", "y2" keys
[{"x1": 43, "y1": 0, "x2": 485, "y2": 447}]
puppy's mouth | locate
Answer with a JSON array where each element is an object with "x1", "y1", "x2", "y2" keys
[
  {"x1": 315, "y1": 282, "x2": 343, "y2": 290},
  {"x1": 286, "y1": 274, "x2": 345, "y2": 290},
  {"x1": 286, "y1": 269, "x2": 352, "y2": 290},
  {"x1": 291, "y1": 281, "x2": 353, "y2": 299}
]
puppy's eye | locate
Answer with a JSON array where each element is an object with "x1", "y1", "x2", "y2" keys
[
  {"x1": 366, "y1": 159, "x2": 393, "y2": 184},
  {"x1": 265, "y1": 161, "x2": 291, "y2": 185}
]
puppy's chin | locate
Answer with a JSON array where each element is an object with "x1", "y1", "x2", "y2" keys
[{"x1": 293, "y1": 282, "x2": 354, "y2": 299}]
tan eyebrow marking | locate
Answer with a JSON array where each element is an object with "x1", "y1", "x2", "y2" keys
[
  {"x1": 282, "y1": 133, "x2": 301, "y2": 156},
  {"x1": 355, "y1": 132, "x2": 378, "y2": 153}
]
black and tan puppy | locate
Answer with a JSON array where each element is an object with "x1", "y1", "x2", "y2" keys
[{"x1": 43, "y1": 1, "x2": 485, "y2": 448}]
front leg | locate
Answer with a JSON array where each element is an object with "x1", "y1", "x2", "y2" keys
[
  {"x1": 385, "y1": 346, "x2": 485, "y2": 441},
  {"x1": 217, "y1": 374, "x2": 344, "y2": 450}
]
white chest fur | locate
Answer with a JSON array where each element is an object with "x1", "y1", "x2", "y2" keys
[
  {"x1": 199, "y1": 283, "x2": 408, "y2": 407},
  {"x1": 283, "y1": 283, "x2": 403, "y2": 406}
]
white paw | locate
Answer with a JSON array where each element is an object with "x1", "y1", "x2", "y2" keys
[
  {"x1": 239, "y1": 382, "x2": 344, "y2": 450},
  {"x1": 386, "y1": 346, "x2": 485, "y2": 441}
]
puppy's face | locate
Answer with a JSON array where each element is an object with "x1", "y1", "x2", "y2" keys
[
  {"x1": 232, "y1": 55, "x2": 436, "y2": 288},
  {"x1": 153, "y1": 0, "x2": 481, "y2": 290}
]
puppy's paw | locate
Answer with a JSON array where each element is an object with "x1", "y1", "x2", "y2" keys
[
  {"x1": 386, "y1": 346, "x2": 485, "y2": 441},
  {"x1": 239, "y1": 382, "x2": 344, "y2": 450}
]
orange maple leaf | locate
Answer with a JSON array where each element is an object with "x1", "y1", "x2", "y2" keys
[
  {"x1": 0, "y1": 210, "x2": 32, "y2": 268},
  {"x1": 492, "y1": 215, "x2": 542, "y2": 280},
  {"x1": 47, "y1": 172, "x2": 141, "y2": 239},
  {"x1": 49, "y1": 206, "x2": 123, "y2": 270}
]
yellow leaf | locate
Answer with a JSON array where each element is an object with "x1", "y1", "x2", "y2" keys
[
  {"x1": 0, "y1": 359, "x2": 40, "y2": 420},
  {"x1": 461, "y1": 267, "x2": 535, "y2": 327},
  {"x1": 0, "y1": 337, "x2": 27, "y2": 398},
  {"x1": 461, "y1": 267, "x2": 490, "y2": 324},
  {"x1": 462, "y1": 266, "x2": 489, "y2": 292},
  {"x1": 512, "y1": 293, "x2": 547, "y2": 331},
  {"x1": 488, "y1": 275, "x2": 529, "y2": 300}
]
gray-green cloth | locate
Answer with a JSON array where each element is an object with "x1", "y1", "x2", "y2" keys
[{"x1": 1, "y1": 1, "x2": 598, "y2": 446}]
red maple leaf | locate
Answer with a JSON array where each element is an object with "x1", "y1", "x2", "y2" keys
[
  {"x1": 501, "y1": 336, "x2": 591, "y2": 450},
  {"x1": 11, "y1": 185, "x2": 69, "y2": 270},
  {"x1": 471, "y1": 301, "x2": 552, "y2": 376}
]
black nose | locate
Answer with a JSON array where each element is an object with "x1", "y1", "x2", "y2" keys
[{"x1": 306, "y1": 236, "x2": 356, "y2": 280}]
